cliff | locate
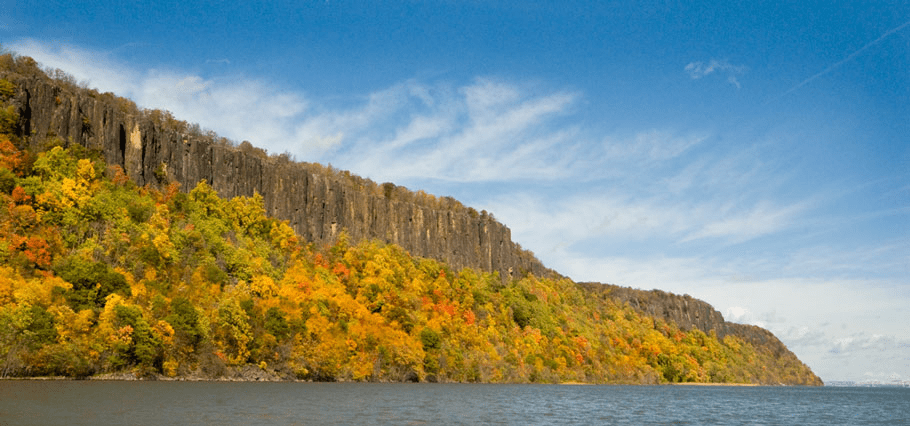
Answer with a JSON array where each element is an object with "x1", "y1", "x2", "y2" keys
[
  {"x1": 0, "y1": 54, "x2": 820, "y2": 384},
  {"x1": 578, "y1": 282, "x2": 822, "y2": 385},
  {"x1": 0, "y1": 55, "x2": 552, "y2": 283}
]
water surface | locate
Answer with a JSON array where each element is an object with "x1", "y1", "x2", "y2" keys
[{"x1": 1, "y1": 381, "x2": 906, "y2": 425}]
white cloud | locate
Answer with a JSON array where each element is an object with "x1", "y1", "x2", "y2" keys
[
  {"x1": 682, "y1": 200, "x2": 810, "y2": 243},
  {"x1": 779, "y1": 325, "x2": 828, "y2": 348},
  {"x1": 685, "y1": 59, "x2": 746, "y2": 88},
  {"x1": 10, "y1": 39, "x2": 313, "y2": 155},
  {"x1": 483, "y1": 187, "x2": 811, "y2": 269},
  {"x1": 828, "y1": 334, "x2": 905, "y2": 355},
  {"x1": 724, "y1": 306, "x2": 755, "y2": 324},
  {"x1": 12, "y1": 40, "x2": 136, "y2": 95},
  {"x1": 601, "y1": 130, "x2": 705, "y2": 164},
  {"x1": 326, "y1": 78, "x2": 581, "y2": 184}
]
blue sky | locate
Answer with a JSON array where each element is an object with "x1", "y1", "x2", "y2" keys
[{"x1": 4, "y1": 1, "x2": 909, "y2": 383}]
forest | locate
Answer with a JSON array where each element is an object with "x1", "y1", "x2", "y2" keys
[{"x1": 0, "y1": 57, "x2": 821, "y2": 385}]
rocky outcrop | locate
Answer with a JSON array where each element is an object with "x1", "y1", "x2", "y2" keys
[
  {"x1": 578, "y1": 281, "x2": 822, "y2": 385},
  {"x1": 578, "y1": 283, "x2": 731, "y2": 337},
  {"x1": 0, "y1": 57, "x2": 553, "y2": 283}
]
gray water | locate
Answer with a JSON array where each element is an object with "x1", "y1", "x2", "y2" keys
[{"x1": 1, "y1": 381, "x2": 907, "y2": 425}]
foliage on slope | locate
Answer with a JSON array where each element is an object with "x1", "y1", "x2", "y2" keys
[{"x1": 0, "y1": 76, "x2": 820, "y2": 385}]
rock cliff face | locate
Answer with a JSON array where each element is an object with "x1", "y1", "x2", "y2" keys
[
  {"x1": 1, "y1": 58, "x2": 552, "y2": 282},
  {"x1": 578, "y1": 282, "x2": 822, "y2": 385},
  {"x1": 578, "y1": 283, "x2": 731, "y2": 337}
]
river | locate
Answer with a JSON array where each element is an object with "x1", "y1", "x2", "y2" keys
[{"x1": 1, "y1": 381, "x2": 907, "y2": 425}]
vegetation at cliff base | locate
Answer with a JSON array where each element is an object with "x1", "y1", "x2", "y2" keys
[{"x1": 0, "y1": 144, "x2": 810, "y2": 384}]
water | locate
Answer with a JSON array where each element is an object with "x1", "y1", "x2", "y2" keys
[{"x1": 1, "y1": 381, "x2": 907, "y2": 425}]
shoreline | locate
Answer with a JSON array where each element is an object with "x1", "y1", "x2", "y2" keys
[
  {"x1": 668, "y1": 382, "x2": 760, "y2": 387},
  {"x1": 0, "y1": 375, "x2": 783, "y2": 386}
]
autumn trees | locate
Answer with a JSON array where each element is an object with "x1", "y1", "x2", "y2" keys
[{"x1": 0, "y1": 139, "x2": 815, "y2": 383}]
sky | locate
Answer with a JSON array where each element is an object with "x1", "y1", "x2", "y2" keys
[{"x1": 4, "y1": 1, "x2": 908, "y2": 383}]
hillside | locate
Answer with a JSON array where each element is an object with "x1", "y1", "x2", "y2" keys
[{"x1": 0, "y1": 51, "x2": 822, "y2": 385}]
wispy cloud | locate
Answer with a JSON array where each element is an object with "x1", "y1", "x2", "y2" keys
[
  {"x1": 681, "y1": 200, "x2": 810, "y2": 243},
  {"x1": 12, "y1": 40, "x2": 136, "y2": 95},
  {"x1": 11, "y1": 39, "x2": 312, "y2": 155},
  {"x1": 601, "y1": 130, "x2": 705, "y2": 164},
  {"x1": 485, "y1": 190, "x2": 810, "y2": 272},
  {"x1": 313, "y1": 78, "x2": 582, "y2": 184},
  {"x1": 685, "y1": 59, "x2": 746, "y2": 88},
  {"x1": 829, "y1": 333, "x2": 909, "y2": 355}
]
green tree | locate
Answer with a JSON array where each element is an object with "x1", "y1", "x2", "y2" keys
[
  {"x1": 110, "y1": 304, "x2": 161, "y2": 370},
  {"x1": 165, "y1": 297, "x2": 203, "y2": 349},
  {"x1": 54, "y1": 256, "x2": 130, "y2": 311},
  {"x1": 264, "y1": 306, "x2": 289, "y2": 340}
]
